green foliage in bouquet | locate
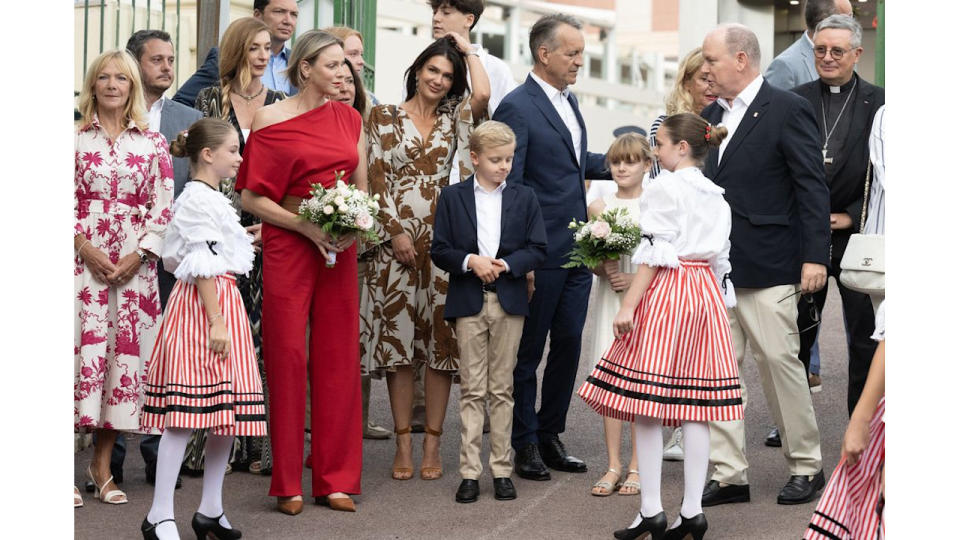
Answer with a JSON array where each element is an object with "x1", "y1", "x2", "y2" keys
[
  {"x1": 297, "y1": 170, "x2": 381, "y2": 243},
  {"x1": 561, "y1": 206, "x2": 645, "y2": 269}
]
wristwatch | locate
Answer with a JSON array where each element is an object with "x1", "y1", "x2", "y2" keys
[{"x1": 136, "y1": 248, "x2": 149, "y2": 264}]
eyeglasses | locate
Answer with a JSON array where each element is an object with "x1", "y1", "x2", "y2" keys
[
  {"x1": 777, "y1": 290, "x2": 821, "y2": 335},
  {"x1": 813, "y1": 46, "x2": 855, "y2": 60}
]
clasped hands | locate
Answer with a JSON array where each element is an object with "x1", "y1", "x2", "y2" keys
[
  {"x1": 299, "y1": 221, "x2": 356, "y2": 260},
  {"x1": 468, "y1": 255, "x2": 506, "y2": 284},
  {"x1": 79, "y1": 243, "x2": 147, "y2": 287},
  {"x1": 597, "y1": 259, "x2": 630, "y2": 292}
]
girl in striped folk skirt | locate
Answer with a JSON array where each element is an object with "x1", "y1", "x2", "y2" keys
[
  {"x1": 578, "y1": 113, "x2": 742, "y2": 540},
  {"x1": 804, "y1": 302, "x2": 885, "y2": 540},
  {"x1": 139, "y1": 119, "x2": 265, "y2": 540}
]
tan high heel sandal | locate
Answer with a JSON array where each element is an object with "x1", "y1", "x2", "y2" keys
[
  {"x1": 392, "y1": 426, "x2": 413, "y2": 480},
  {"x1": 420, "y1": 426, "x2": 443, "y2": 480}
]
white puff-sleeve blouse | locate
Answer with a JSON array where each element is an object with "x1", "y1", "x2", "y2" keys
[
  {"x1": 632, "y1": 167, "x2": 737, "y2": 307},
  {"x1": 161, "y1": 182, "x2": 255, "y2": 283}
]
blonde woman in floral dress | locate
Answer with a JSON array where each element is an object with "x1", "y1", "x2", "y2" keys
[
  {"x1": 74, "y1": 50, "x2": 173, "y2": 507},
  {"x1": 361, "y1": 34, "x2": 489, "y2": 481}
]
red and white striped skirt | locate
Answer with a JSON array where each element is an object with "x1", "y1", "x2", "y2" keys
[
  {"x1": 141, "y1": 275, "x2": 267, "y2": 436},
  {"x1": 578, "y1": 260, "x2": 743, "y2": 426},
  {"x1": 804, "y1": 398, "x2": 885, "y2": 540}
]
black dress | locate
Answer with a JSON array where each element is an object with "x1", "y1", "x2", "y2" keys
[{"x1": 180, "y1": 85, "x2": 285, "y2": 475}]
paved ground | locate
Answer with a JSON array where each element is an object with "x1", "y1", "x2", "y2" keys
[{"x1": 75, "y1": 284, "x2": 854, "y2": 539}]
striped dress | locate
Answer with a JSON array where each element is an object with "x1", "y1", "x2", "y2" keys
[
  {"x1": 804, "y1": 303, "x2": 885, "y2": 540},
  {"x1": 578, "y1": 167, "x2": 742, "y2": 426},
  {"x1": 140, "y1": 182, "x2": 266, "y2": 436}
]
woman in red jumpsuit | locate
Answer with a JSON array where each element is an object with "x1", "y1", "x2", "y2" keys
[{"x1": 236, "y1": 30, "x2": 367, "y2": 515}]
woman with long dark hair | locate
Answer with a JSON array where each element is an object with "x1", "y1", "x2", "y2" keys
[{"x1": 361, "y1": 35, "x2": 489, "y2": 482}]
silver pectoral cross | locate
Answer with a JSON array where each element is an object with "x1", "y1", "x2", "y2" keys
[{"x1": 822, "y1": 148, "x2": 833, "y2": 164}]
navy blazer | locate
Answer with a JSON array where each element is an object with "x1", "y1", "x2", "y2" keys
[
  {"x1": 431, "y1": 176, "x2": 547, "y2": 321},
  {"x1": 173, "y1": 47, "x2": 219, "y2": 107},
  {"x1": 701, "y1": 79, "x2": 831, "y2": 289},
  {"x1": 493, "y1": 75, "x2": 610, "y2": 268}
]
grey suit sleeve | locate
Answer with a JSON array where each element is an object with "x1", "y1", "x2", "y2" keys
[{"x1": 764, "y1": 57, "x2": 796, "y2": 91}]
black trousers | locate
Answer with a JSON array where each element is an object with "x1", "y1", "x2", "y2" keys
[
  {"x1": 512, "y1": 267, "x2": 592, "y2": 448},
  {"x1": 797, "y1": 240, "x2": 877, "y2": 415}
]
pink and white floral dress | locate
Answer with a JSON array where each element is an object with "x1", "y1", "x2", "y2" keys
[{"x1": 74, "y1": 117, "x2": 174, "y2": 432}]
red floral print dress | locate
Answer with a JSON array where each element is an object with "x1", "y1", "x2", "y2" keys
[{"x1": 74, "y1": 116, "x2": 173, "y2": 432}]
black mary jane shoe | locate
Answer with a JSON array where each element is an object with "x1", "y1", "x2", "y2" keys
[
  {"x1": 664, "y1": 513, "x2": 708, "y2": 540},
  {"x1": 613, "y1": 511, "x2": 667, "y2": 540},
  {"x1": 191, "y1": 512, "x2": 242, "y2": 539},
  {"x1": 141, "y1": 517, "x2": 176, "y2": 540}
]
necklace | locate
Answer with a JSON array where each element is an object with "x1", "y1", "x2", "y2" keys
[
  {"x1": 820, "y1": 78, "x2": 857, "y2": 164},
  {"x1": 187, "y1": 179, "x2": 218, "y2": 191},
  {"x1": 236, "y1": 84, "x2": 265, "y2": 101}
]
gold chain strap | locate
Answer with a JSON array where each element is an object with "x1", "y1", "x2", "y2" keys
[{"x1": 859, "y1": 161, "x2": 872, "y2": 234}]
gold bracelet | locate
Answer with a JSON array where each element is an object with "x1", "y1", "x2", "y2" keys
[
  {"x1": 208, "y1": 313, "x2": 224, "y2": 326},
  {"x1": 76, "y1": 239, "x2": 90, "y2": 255}
]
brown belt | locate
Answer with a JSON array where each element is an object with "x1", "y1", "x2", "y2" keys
[{"x1": 280, "y1": 195, "x2": 304, "y2": 214}]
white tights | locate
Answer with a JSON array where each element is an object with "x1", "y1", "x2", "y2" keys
[
  {"x1": 627, "y1": 417, "x2": 709, "y2": 529},
  {"x1": 147, "y1": 428, "x2": 234, "y2": 539}
]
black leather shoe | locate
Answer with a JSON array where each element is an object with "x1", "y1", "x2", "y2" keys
[
  {"x1": 538, "y1": 434, "x2": 587, "y2": 473},
  {"x1": 191, "y1": 512, "x2": 242, "y2": 539},
  {"x1": 514, "y1": 443, "x2": 551, "y2": 481},
  {"x1": 613, "y1": 511, "x2": 667, "y2": 540},
  {"x1": 765, "y1": 427, "x2": 782, "y2": 447},
  {"x1": 493, "y1": 477, "x2": 517, "y2": 500},
  {"x1": 701, "y1": 480, "x2": 750, "y2": 507},
  {"x1": 777, "y1": 470, "x2": 825, "y2": 505},
  {"x1": 455, "y1": 479, "x2": 480, "y2": 503},
  {"x1": 664, "y1": 513, "x2": 708, "y2": 540}
]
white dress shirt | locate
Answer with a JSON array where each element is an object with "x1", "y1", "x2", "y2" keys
[
  {"x1": 461, "y1": 178, "x2": 510, "y2": 273},
  {"x1": 147, "y1": 97, "x2": 165, "y2": 133},
  {"x1": 716, "y1": 74, "x2": 764, "y2": 163},
  {"x1": 529, "y1": 71, "x2": 582, "y2": 165}
]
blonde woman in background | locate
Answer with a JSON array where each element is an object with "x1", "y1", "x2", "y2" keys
[{"x1": 648, "y1": 47, "x2": 716, "y2": 180}]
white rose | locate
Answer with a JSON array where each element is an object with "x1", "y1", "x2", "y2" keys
[
  {"x1": 323, "y1": 205, "x2": 334, "y2": 215},
  {"x1": 334, "y1": 196, "x2": 346, "y2": 206}
]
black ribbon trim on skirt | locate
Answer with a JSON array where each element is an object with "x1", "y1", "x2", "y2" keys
[
  {"x1": 146, "y1": 381, "x2": 231, "y2": 389},
  {"x1": 585, "y1": 376, "x2": 743, "y2": 407},
  {"x1": 144, "y1": 387, "x2": 265, "y2": 400},
  {"x1": 594, "y1": 364, "x2": 741, "y2": 392},
  {"x1": 235, "y1": 414, "x2": 267, "y2": 422},
  {"x1": 813, "y1": 511, "x2": 852, "y2": 534},
  {"x1": 600, "y1": 357, "x2": 740, "y2": 382},
  {"x1": 805, "y1": 523, "x2": 842, "y2": 540},
  {"x1": 143, "y1": 401, "x2": 265, "y2": 416}
]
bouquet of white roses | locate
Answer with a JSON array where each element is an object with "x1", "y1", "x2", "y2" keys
[
  {"x1": 561, "y1": 206, "x2": 645, "y2": 269},
  {"x1": 298, "y1": 171, "x2": 381, "y2": 267}
]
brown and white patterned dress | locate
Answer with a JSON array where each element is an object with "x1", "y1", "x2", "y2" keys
[{"x1": 360, "y1": 97, "x2": 480, "y2": 375}]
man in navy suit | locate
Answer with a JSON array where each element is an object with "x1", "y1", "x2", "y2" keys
[
  {"x1": 492, "y1": 13, "x2": 611, "y2": 481},
  {"x1": 699, "y1": 24, "x2": 830, "y2": 507},
  {"x1": 431, "y1": 120, "x2": 547, "y2": 503}
]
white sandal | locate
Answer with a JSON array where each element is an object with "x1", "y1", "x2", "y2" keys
[
  {"x1": 74, "y1": 486, "x2": 83, "y2": 508},
  {"x1": 619, "y1": 469, "x2": 641, "y2": 496},
  {"x1": 87, "y1": 465, "x2": 127, "y2": 505},
  {"x1": 591, "y1": 468, "x2": 623, "y2": 497}
]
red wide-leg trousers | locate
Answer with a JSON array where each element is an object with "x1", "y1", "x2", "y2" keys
[{"x1": 261, "y1": 223, "x2": 362, "y2": 497}]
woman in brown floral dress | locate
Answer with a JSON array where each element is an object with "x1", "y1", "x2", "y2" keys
[
  {"x1": 184, "y1": 16, "x2": 286, "y2": 477},
  {"x1": 362, "y1": 34, "x2": 489, "y2": 480}
]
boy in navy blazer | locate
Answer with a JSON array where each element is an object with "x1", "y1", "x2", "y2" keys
[{"x1": 431, "y1": 121, "x2": 547, "y2": 504}]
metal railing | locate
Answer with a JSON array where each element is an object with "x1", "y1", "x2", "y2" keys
[{"x1": 78, "y1": 1, "x2": 377, "y2": 91}]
